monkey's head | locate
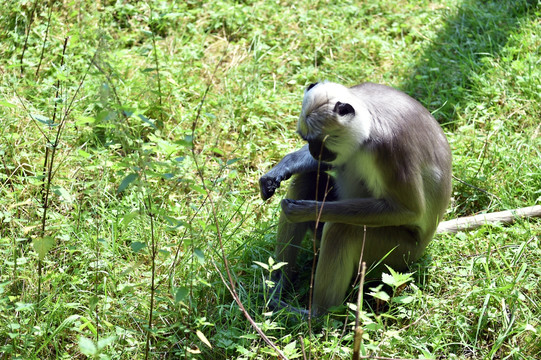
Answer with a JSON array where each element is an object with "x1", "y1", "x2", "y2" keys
[{"x1": 297, "y1": 82, "x2": 371, "y2": 165}]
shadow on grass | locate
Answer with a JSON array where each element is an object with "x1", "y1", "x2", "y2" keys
[{"x1": 400, "y1": 0, "x2": 538, "y2": 127}]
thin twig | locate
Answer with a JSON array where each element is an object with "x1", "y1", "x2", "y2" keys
[
  {"x1": 144, "y1": 193, "x2": 157, "y2": 359},
  {"x1": 19, "y1": 0, "x2": 39, "y2": 76},
  {"x1": 148, "y1": 5, "x2": 164, "y2": 128},
  {"x1": 35, "y1": 0, "x2": 54, "y2": 78},
  {"x1": 37, "y1": 36, "x2": 70, "y2": 309},
  {"x1": 352, "y1": 261, "x2": 366, "y2": 360},
  {"x1": 452, "y1": 174, "x2": 500, "y2": 201},
  {"x1": 307, "y1": 135, "x2": 332, "y2": 359}
]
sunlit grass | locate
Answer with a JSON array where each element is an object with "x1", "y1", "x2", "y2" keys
[{"x1": 0, "y1": 0, "x2": 539, "y2": 359}]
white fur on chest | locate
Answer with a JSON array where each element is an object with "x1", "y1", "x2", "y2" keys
[{"x1": 336, "y1": 151, "x2": 385, "y2": 199}]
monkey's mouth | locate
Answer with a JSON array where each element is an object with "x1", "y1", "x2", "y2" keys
[{"x1": 308, "y1": 140, "x2": 337, "y2": 162}]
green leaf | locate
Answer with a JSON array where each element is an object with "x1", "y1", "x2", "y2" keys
[
  {"x1": 382, "y1": 266, "x2": 413, "y2": 288},
  {"x1": 196, "y1": 330, "x2": 212, "y2": 349},
  {"x1": 121, "y1": 211, "x2": 139, "y2": 225},
  {"x1": 53, "y1": 185, "x2": 73, "y2": 203},
  {"x1": 117, "y1": 173, "x2": 139, "y2": 194},
  {"x1": 77, "y1": 149, "x2": 92, "y2": 159},
  {"x1": 175, "y1": 287, "x2": 189, "y2": 303},
  {"x1": 194, "y1": 248, "x2": 205, "y2": 264},
  {"x1": 31, "y1": 114, "x2": 57, "y2": 127},
  {"x1": 0, "y1": 100, "x2": 16, "y2": 108},
  {"x1": 368, "y1": 284, "x2": 390, "y2": 302},
  {"x1": 97, "y1": 335, "x2": 117, "y2": 350},
  {"x1": 130, "y1": 241, "x2": 146, "y2": 253},
  {"x1": 226, "y1": 158, "x2": 240, "y2": 165},
  {"x1": 177, "y1": 135, "x2": 193, "y2": 148},
  {"x1": 33, "y1": 236, "x2": 55, "y2": 260},
  {"x1": 138, "y1": 114, "x2": 158, "y2": 129},
  {"x1": 78, "y1": 336, "x2": 97, "y2": 356},
  {"x1": 253, "y1": 261, "x2": 269, "y2": 271}
]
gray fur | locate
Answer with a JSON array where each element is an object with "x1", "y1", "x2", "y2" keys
[{"x1": 260, "y1": 82, "x2": 452, "y2": 315}]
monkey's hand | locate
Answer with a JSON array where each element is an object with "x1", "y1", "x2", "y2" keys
[
  {"x1": 281, "y1": 199, "x2": 317, "y2": 222},
  {"x1": 259, "y1": 172, "x2": 289, "y2": 201}
]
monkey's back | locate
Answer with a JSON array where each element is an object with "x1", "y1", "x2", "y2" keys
[{"x1": 350, "y1": 82, "x2": 452, "y2": 246}]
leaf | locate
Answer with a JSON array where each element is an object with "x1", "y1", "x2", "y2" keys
[
  {"x1": 53, "y1": 186, "x2": 73, "y2": 203},
  {"x1": 177, "y1": 135, "x2": 193, "y2": 148},
  {"x1": 196, "y1": 330, "x2": 212, "y2": 349},
  {"x1": 226, "y1": 158, "x2": 240, "y2": 165},
  {"x1": 284, "y1": 340, "x2": 297, "y2": 353},
  {"x1": 381, "y1": 266, "x2": 413, "y2": 288},
  {"x1": 212, "y1": 147, "x2": 224, "y2": 156},
  {"x1": 121, "y1": 211, "x2": 139, "y2": 225},
  {"x1": 130, "y1": 241, "x2": 146, "y2": 253},
  {"x1": 78, "y1": 336, "x2": 97, "y2": 356},
  {"x1": 0, "y1": 100, "x2": 16, "y2": 108},
  {"x1": 253, "y1": 261, "x2": 269, "y2": 270},
  {"x1": 137, "y1": 114, "x2": 158, "y2": 129},
  {"x1": 97, "y1": 335, "x2": 117, "y2": 350},
  {"x1": 194, "y1": 248, "x2": 205, "y2": 264},
  {"x1": 175, "y1": 287, "x2": 189, "y2": 303},
  {"x1": 117, "y1": 173, "x2": 139, "y2": 194},
  {"x1": 392, "y1": 295, "x2": 415, "y2": 304},
  {"x1": 33, "y1": 236, "x2": 55, "y2": 260},
  {"x1": 31, "y1": 114, "x2": 57, "y2": 127}
]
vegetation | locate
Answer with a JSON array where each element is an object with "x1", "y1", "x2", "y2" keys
[{"x1": 0, "y1": 0, "x2": 539, "y2": 359}]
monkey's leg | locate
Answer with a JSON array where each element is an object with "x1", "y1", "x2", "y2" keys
[
  {"x1": 312, "y1": 222, "x2": 363, "y2": 315},
  {"x1": 312, "y1": 224, "x2": 425, "y2": 314},
  {"x1": 273, "y1": 171, "x2": 334, "y2": 296},
  {"x1": 274, "y1": 171, "x2": 326, "y2": 284},
  {"x1": 274, "y1": 212, "x2": 312, "y2": 286}
]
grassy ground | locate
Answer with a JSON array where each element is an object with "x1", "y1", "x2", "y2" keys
[{"x1": 0, "y1": 0, "x2": 540, "y2": 359}]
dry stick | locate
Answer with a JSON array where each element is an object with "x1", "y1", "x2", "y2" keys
[
  {"x1": 19, "y1": 0, "x2": 39, "y2": 76},
  {"x1": 437, "y1": 205, "x2": 541, "y2": 234},
  {"x1": 144, "y1": 194, "x2": 157, "y2": 360},
  {"x1": 35, "y1": 0, "x2": 54, "y2": 78},
  {"x1": 190, "y1": 57, "x2": 287, "y2": 360},
  {"x1": 148, "y1": 4, "x2": 164, "y2": 129},
  {"x1": 307, "y1": 135, "x2": 333, "y2": 359},
  {"x1": 299, "y1": 335, "x2": 307, "y2": 360},
  {"x1": 142, "y1": 16, "x2": 164, "y2": 358},
  {"x1": 352, "y1": 262, "x2": 367, "y2": 360},
  {"x1": 36, "y1": 36, "x2": 69, "y2": 309}
]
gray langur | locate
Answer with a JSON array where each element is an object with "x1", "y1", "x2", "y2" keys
[{"x1": 259, "y1": 81, "x2": 452, "y2": 315}]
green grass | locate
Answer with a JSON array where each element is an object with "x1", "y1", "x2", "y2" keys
[{"x1": 0, "y1": 0, "x2": 540, "y2": 359}]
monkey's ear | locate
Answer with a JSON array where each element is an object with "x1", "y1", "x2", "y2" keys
[
  {"x1": 333, "y1": 101, "x2": 355, "y2": 116},
  {"x1": 306, "y1": 82, "x2": 319, "y2": 92}
]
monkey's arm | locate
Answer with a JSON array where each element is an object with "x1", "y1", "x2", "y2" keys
[
  {"x1": 259, "y1": 145, "x2": 322, "y2": 200},
  {"x1": 281, "y1": 197, "x2": 422, "y2": 227}
]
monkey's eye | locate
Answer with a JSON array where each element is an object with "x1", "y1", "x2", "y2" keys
[{"x1": 333, "y1": 102, "x2": 355, "y2": 117}]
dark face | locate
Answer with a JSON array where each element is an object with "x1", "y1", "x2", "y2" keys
[{"x1": 308, "y1": 138, "x2": 337, "y2": 162}]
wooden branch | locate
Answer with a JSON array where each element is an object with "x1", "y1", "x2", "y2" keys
[{"x1": 437, "y1": 205, "x2": 541, "y2": 234}]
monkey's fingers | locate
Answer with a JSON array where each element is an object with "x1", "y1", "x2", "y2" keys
[
  {"x1": 259, "y1": 176, "x2": 280, "y2": 200},
  {"x1": 281, "y1": 199, "x2": 317, "y2": 222}
]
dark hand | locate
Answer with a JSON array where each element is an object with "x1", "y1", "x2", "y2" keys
[
  {"x1": 281, "y1": 199, "x2": 317, "y2": 222},
  {"x1": 259, "y1": 174, "x2": 283, "y2": 201}
]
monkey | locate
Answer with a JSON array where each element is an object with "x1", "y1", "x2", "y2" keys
[{"x1": 259, "y1": 81, "x2": 453, "y2": 316}]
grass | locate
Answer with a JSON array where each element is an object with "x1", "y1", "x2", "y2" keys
[{"x1": 0, "y1": 0, "x2": 540, "y2": 359}]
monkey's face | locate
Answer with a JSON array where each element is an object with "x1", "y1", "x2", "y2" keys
[{"x1": 297, "y1": 82, "x2": 370, "y2": 165}]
